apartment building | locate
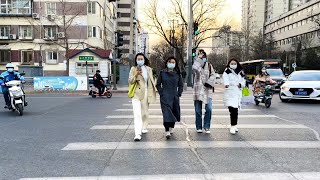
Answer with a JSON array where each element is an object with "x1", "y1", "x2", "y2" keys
[
  {"x1": 265, "y1": 0, "x2": 289, "y2": 23},
  {"x1": 242, "y1": 0, "x2": 266, "y2": 36},
  {"x1": 117, "y1": 0, "x2": 137, "y2": 60},
  {"x1": 0, "y1": 0, "x2": 116, "y2": 77},
  {"x1": 264, "y1": 0, "x2": 320, "y2": 51},
  {"x1": 289, "y1": 0, "x2": 312, "y2": 10}
]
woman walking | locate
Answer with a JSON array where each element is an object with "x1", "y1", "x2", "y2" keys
[
  {"x1": 156, "y1": 57, "x2": 184, "y2": 139},
  {"x1": 223, "y1": 58, "x2": 246, "y2": 135},
  {"x1": 128, "y1": 53, "x2": 157, "y2": 141}
]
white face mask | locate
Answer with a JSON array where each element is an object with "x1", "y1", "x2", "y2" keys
[
  {"x1": 230, "y1": 64, "x2": 237, "y2": 69},
  {"x1": 7, "y1": 68, "x2": 14, "y2": 72}
]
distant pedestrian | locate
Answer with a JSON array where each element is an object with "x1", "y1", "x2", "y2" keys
[
  {"x1": 156, "y1": 57, "x2": 184, "y2": 139},
  {"x1": 128, "y1": 53, "x2": 157, "y2": 141},
  {"x1": 192, "y1": 49, "x2": 216, "y2": 134},
  {"x1": 223, "y1": 58, "x2": 246, "y2": 135}
]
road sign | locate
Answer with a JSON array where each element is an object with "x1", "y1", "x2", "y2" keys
[{"x1": 292, "y1": 63, "x2": 297, "y2": 68}]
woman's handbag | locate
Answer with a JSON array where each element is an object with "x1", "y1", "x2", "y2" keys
[
  {"x1": 128, "y1": 68, "x2": 137, "y2": 98},
  {"x1": 128, "y1": 82, "x2": 137, "y2": 98},
  {"x1": 242, "y1": 87, "x2": 250, "y2": 97}
]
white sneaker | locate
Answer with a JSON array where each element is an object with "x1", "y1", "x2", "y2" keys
[
  {"x1": 142, "y1": 129, "x2": 148, "y2": 134},
  {"x1": 166, "y1": 132, "x2": 171, "y2": 139},
  {"x1": 234, "y1": 126, "x2": 239, "y2": 132},
  {"x1": 197, "y1": 129, "x2": 203, "y2": 133},
  {"x1": 134, "y1": 135, "x2": 141, "y2": 141},
  {"x1": 169, "y1": 128, "x2": 174, "y2": 134},
  {"x1": 230, "y1": 126, "x2": 236, "y2": 135},
  {"x1": 204, "y1": 129, "x2": 211, "y2": 134}
]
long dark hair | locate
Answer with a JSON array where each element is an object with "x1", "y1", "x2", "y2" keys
[
  {"x1": 226, "y1": 58, "x2": 243, "y2": 74},
  {"x1": 134, "y1": 53, "x2": 150, "y2": 66},
  {"x1": 164, "y1": 56, "x2": 181, "y2": 74}
]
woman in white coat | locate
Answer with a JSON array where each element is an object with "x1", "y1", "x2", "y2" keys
[{"x1": 223, "y1": 58, "x2": 246, "y2": 135}]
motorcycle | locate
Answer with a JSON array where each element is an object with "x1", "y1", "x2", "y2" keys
[
  {"x1": 254, "y1": 84, "x2": 274, "y2": 108},
  {"x1": 6, "y1": 80, "x2": 27, "y2": 116},
  {"x1": 89, "y1": 84, "x2": 112, "y2": 98}
]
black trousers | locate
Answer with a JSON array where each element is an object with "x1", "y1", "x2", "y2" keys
[
  {"x1": 228, "y1": 107, "x2": 238, "y2": 126},
  {"x1": 163, "y1": 122, "x2": 175, "y2": 132}
]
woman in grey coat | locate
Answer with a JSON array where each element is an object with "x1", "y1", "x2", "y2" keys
[{"x1": 156, "y1": 57, "x2": 184, "y2": 139}]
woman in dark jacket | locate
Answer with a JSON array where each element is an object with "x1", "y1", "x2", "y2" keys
[{"x1": 156, "y1": 57, "x2": 184, "y2": 139}]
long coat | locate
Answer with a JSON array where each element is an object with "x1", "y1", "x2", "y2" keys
[
  {"x1": 128, "y1": 66, "x2": 157, "y2": 104},
  {"x1": 156, "y1": 69, "x2": 183, "y2": 123},
  {"x1": 192, "y1": 58, "x2": 216, "y2": 104},
  {"x1": 223, "y1": 68, "x2": 246, "y2": 108}
]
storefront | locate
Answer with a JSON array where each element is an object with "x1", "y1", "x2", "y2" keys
[{"x1": 68, "y1": 48, "x2": 112, "y2": 78}]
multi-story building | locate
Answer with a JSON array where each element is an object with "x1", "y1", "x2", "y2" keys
[
  {"x1": 265, "y1": 0, "x2": 289, "y2": 22},
  {"x1": 242, "y1": 0, "x2": 266, "y2": 36},
  {"x1": 117, "y1": 0, "x2": 137, "y2": 60},
  {"x1": 289, "y1": 0, "x2": 312, "y2": 10},
  {"x1": 137, "y1": 30, "x2": 149, "y2": 56},
  {"x1": 264, "y1": 0, "x2": 320, "y2": 51},
  {"x1": 0, "y1": 0, "x2": 116, "y2": 77}
]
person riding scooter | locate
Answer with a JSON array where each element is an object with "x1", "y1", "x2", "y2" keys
[
  {"x1": 253, "y1": 67, "x2": 276, "y2": 96},
  {"x1": 93, "y1": 70, "x2": 105, "y2": 96},
  {"x1": 0, "y1": 63, "x2": 25, "y2": 109}
]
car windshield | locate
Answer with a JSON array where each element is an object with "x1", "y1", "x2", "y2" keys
[
  {"x1": 266, "y1": 69, "x2": 284, "y2": 77},
  {"x1": 288, "y1": 72, "x2": 320, "y2": 81}
]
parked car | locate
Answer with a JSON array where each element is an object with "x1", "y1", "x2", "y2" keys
[
  {"x1": 266, "y1": 68, "x2": 286, "y2": 91},
  {"x1": 280, "y1": 70, "x2": 320, "y2": 102}
]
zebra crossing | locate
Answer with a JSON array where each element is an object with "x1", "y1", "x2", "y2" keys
[{"x1": 21, "y1": 89, "x2": 320, "y2": 180}]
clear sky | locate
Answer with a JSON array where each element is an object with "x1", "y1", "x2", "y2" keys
[{"x1": 137, "y1": 0, "x2": 242, "y2": 49}]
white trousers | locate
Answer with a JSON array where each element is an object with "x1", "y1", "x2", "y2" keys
[{"x1": 132, "y1": 88, "x2": 149, "y2": 136}]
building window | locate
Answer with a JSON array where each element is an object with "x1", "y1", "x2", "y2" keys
[
  {"x1": 76, "y1": 62, "x2": 99, "y2": 75},
  {"x1": 21, "y1": 50, "x2": 33, "y2": 64},
  {"x1": 88, "y1": 1, "x2": 96, "y2": 14},
  {"x1": 88, "y1": 26, "x2": 98, "y2": 38},
  {"x1": 19, "y1": 25, "x2": 32, "y2": 39},
  {"x1": 0, "y1": 50, "x2": 10, "y2": 64},
  {"x1": 0, "y1": 26, "x2": 10, "y2": 39},
  {"x1": 46, "y1": 2, "x2": 56, "y2": 15},
  {"x1": 46, "y1": 51, "x2": 58, "y2": 64},
  {"x1": 0, "y1": 0, "x2": 31, "y2": 15},
  {"x1": 44, "y1": 26, "x2": 57, "y2": 38}
]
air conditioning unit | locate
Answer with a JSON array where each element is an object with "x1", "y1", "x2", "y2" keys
[
  {"x1": 57, "y1": 32, "x2": 65, "y2": 39},
  {"x1": 32, "y1": 13, "x2": 40, "y2": 19},
  {"x1": 9, "y1": 34, "x2": 16, "y2": 40},
  {"x1": 47, "y1": 14, "x2": 55, "y2": 21}
]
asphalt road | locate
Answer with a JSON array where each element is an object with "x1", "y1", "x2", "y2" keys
[{"x1": 0, "y1": 88, "x2": 319, "y2": 180}]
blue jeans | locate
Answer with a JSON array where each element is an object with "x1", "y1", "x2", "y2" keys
[
  {"x1": 1, "y1": 87, "x2": 10, "y2": 106},
  {"x1": 194, "y1": 98, "x2": 212, "y2": 130}
]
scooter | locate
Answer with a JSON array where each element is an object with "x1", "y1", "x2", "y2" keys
[
  {"x1": 254, "y1": 84, "x2": 274, "y2": 108},
  {"x1": 6, "y1": 80, "x2": 27, "y2": 116},
  {"x1": 89, "y1": 85, "x2": 112, "y2": 98}
]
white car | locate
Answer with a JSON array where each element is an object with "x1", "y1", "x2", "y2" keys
[{"x1": 280, "y1": 70, "x2": 320, "y2": 102}]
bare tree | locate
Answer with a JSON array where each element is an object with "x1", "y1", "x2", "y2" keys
[{"x1": 143, "y1": 0, "x2": 225, "y2": 69}]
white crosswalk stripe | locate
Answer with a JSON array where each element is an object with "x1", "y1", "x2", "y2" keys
[{"x1": 21, "y1": 90, "x2": 320, "y2": 179}]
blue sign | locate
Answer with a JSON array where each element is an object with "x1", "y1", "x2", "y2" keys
[{"x1": 34, "y1": 76, "x2": 79, "y2": 91}]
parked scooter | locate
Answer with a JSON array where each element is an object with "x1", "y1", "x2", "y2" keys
[
  {"x1": 6, "y1": 79, "x2": 28, "y2": 116},
  {"x1": 254, "y1": 84, "x2": 274, "y2": 108}
]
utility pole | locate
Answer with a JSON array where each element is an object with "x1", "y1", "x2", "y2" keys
[
  {"x1": 128, "y1": 0, "x2": 135, "y2": 66},
  {"x1": 187, "y1": 0, "x2": 193, "y2": 87},
  {"x1": 169, "y1": 19, "x2": 179, "y2": 57}
]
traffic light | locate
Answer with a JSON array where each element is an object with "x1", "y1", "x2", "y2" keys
[
  {"x1": 116, "y1": 31, "x2": 124, "y2": 47},
  {"x1": 193, "y1": 22, "x2": 199, "y2": 35},
  {"x1": 192, "y1": 48, "x2": 196, "y2": 57},
  {"x1": 117, "y1": 49, "x2": 123, "y2": 59}
]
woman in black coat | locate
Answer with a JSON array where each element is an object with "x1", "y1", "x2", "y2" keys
[{"x1": 156, "y1": 57, "x2": 184, "y2": 139}]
